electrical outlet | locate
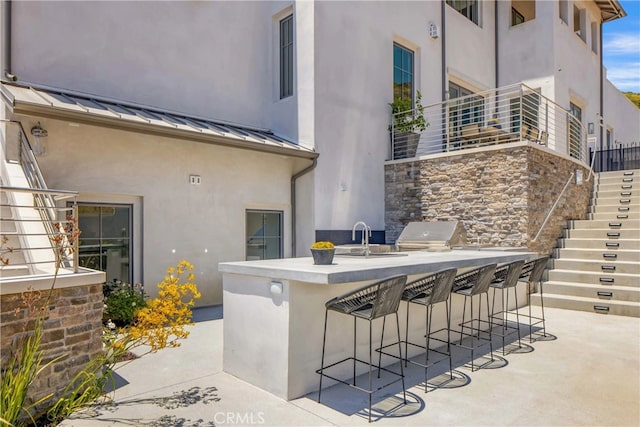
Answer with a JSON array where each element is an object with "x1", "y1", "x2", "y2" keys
[{"x1": 189, "y1": 175, "x2": 201, "y2": 185}]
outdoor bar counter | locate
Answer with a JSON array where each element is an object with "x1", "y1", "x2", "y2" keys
[{"x1": 219, "y1": 249, "x2": 536, "y2": 400}]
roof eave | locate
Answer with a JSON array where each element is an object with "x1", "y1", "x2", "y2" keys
[
  {"x1": 8, "y1": 97, "x2": 318, "y2": 161},
  {"x1": 595, "y1": 0, "x2": 627, "y2": 23}
]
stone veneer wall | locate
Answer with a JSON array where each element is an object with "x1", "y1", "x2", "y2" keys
[
  {"x1": 0, "y1": 282, "x2": 104, "y2": 407},
  {"x1": 385, "y1": 144, "x2": 593, "y2": 255}
]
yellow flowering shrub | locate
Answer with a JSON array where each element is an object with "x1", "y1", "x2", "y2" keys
[
  {"x1": 311, "y1": 241, "x2": 335, "y2": 249},
  {"x1": 120, "y1": 260, "x2": 201, "y2": 352},
  {"x1": 47, "y1": 261, "x2": 201, "y2": 423}
]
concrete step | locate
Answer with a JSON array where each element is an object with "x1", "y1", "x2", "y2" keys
[
  {"x1": 592, "y1": 194, "x2": 638, "y2": 203},
  {"x1": 548, "y1": 269, "x2": 639, "y2": 286},
  {"x1": 564, "y1": 228, "x2": 640, "y2": 239},
  {"x1": 569, "y1": 219, "x2": 640, "y2": 229},
  {"x1": 0, "y1": 232, "x2": 27, "y2": 265},
  {"x1": 595, "y1": 169, "x2": 638, "y2": 183},
  {"x1": 552, "y1": 258, "x2": 640, "y2": 275},
  {"x1": 531, "y1": 293, "x2": 640, "y2": 317},
  {"x1": 559, "y1": 238, "x2": 639, "y2": 250},
  {"x1": 589, "y1": 204, "x2": 638, "y2": 214},
  {"x1": 543, "y1": 281, "x2": 640, "y2": 302},
  {"x1": 588, "y1": 212, "x2": 640, "y2": 220},
  {"x1": 555, "y1": 248, "x2": 640, "y2": 262},
  {"x1": 0, "y1": 264, "x2": 30, "y2": 278},
  {"x1": 593, "y1": 181, "x2": 640, "y2": 193}
]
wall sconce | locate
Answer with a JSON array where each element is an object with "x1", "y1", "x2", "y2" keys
[
  {"x1": 429, "y1": 23, "x2": 439, "y2": 38},
  {"x1": 588, "y1": 122, "x2": 594, "y2": 134},
  {"x1": 575, "y1": 169, "x2": 583, "y2": 185},
  {"x1": 30, "y1": 122, "x2": 48, "y2": 156}
]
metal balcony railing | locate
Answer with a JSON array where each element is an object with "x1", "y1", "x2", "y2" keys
[
  {"x1": 390, "y1": 84, "x2": 588, "y2": 163},
  {"x1": 1, "y1": 120, "x2": 79, "y2": 277}
]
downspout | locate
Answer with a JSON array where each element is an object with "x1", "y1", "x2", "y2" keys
[
  {"x1": 599, "y1": 21, "x2": 604, "y2": 154},
  {"x1": 494, "y1": 0, "x2": 499, "y2": 89},
  {"x1": 291, "y1": 157, "x2": 317, "y2": 256},
  {"x1": 441, "y1": 0, "x2": 447, "y2": 102},
  {"x1": 2, "y1": 0, "x2": 16, "y2": 81}
]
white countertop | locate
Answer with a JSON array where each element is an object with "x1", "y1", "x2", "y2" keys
[{"x1": 218, "y1": 249, "x2": 536, "y2": 284}]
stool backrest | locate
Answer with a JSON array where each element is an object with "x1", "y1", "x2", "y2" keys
[
  {"x1": 493, "y1": 259, "x2": 525, "y2": 289},
  {"x1": 520, "y1": 256, "x2": 549, "y2": 284},
  {"x1": 371, "y1": 275, "x2": 408, "y2": 319},
  {"x1": 429, "y1": 268, "x2": 458, "y2": 304},
  {"x1": 454, "y1": 264, "x2": 497, "y2": 296}
]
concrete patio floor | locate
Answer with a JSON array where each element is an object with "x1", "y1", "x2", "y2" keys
[{"x1": 61, "y1": 306, "x2": 640, "y2": 427}]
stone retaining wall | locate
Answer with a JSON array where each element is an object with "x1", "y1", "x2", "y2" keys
[
  {"x1": 0, "y1": 280, "x2": 104, "y2": 407},
  {"x1": 385, "y1": 144, "x2": 593, "y2": 254}
]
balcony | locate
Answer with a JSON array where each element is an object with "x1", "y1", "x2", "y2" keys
[{"x1": 390, "y1": 84, "x2": 588, "y2": 164}]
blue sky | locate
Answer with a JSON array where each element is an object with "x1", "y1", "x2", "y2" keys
[{"x1": 603, "y1": 0, "x2": 640, "y2": 93}]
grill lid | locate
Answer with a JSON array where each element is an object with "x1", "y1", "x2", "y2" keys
[{"x1": 396, "y1": 221, "x2": 468, "y2": 250}]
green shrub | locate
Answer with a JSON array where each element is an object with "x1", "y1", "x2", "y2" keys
[{"x1": 103, "y1": 280, "x2": 146, "y2": 327}]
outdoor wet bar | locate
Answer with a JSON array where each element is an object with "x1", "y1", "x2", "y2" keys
[{"x1": 219, "y1": 248, "x2": 536, "y2": 400}]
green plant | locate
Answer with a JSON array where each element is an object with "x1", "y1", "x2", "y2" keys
[
  {"x1": 311, "y1": 241, "x2": 335, "y2": 249},
  {"x1": 0, "y1": 216, "x2": 79, "y2": 426},
  {"x1": 388, "y1": 90, "x2": 428, "y2": 133},
  {"x1": 46, "y1": 261, "x2": 201, "y2": 424},
  {"x1": 103, "y1": 280, "x2": 146, "y2": 327}
]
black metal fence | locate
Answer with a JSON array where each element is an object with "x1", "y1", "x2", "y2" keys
[{"x1": 589, "y1": 143, "x2": 640, "y2": 173}]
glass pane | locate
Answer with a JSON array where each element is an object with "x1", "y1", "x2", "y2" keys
[
  {"x1": 402, "y1": 49, "x2": 412, "y2": 71},
  {"x1": 77, "y1": 204, "x2": 132, "y2": 283},
  {"x1": 78, "y1": 205, "x2": 100, "y2": 239},
  {"x1": 263, "y1": 212, "x2": 281, "y2": 238},
  {"x1": 264, "y1": 237, "x2": 281, "y2": 259},
  {"x1": 393, "y1": 45, "x2": 402, "y2": 68}
]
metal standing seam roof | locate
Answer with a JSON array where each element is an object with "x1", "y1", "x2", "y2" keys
[{"x1": 0, "y1": 82, "x2": 317, "y2": 159}]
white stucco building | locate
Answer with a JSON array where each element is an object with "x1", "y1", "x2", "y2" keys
[{"x1": 1, "y1": 0, "x2": 637, "y2": 305}]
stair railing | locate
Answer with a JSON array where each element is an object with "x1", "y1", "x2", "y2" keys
[
  {"x1": 531, "y1": 172, "x2": 575, "y2": 242},
  {"x1": 1, "y1": 119, "x2": 79, "y2": 272}
]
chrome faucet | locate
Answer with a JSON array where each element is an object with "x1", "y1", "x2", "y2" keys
[{"x1": 352, "y1": 221, "x2": 372, "y2": 257}]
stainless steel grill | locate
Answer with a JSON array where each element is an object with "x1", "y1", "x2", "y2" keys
[{"x1": 395, "y1": 221, "x2": 468, "y2": 251}]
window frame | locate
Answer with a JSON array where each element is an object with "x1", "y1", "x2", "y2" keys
[
  {"x1": 393, "y1": 43, "x2": 415, "y2": 105},
  {"x1": 559, "y1": 0, "x2": 568, "y2": 24},
  {"x1": 279, "y1": 14, "x2": 294, "y2": 99},
  {"x1": 446, "y1": 0, "x2": 480, "y2": 26},
  {"x1": 246, "y1": 209, "x2": 284, "y2": 261},
  {"x1": 76, "y1": 202, "x2": 133, "y2": 284}
]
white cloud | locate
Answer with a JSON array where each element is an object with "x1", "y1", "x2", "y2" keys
[
  {"x1": 607, "y1": 62, "x2": 640, "y2": 92},
  {"x1": 604, "y1": 33, "x2": 640, "y2": 55}
]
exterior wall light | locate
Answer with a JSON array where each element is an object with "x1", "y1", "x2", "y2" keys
[
  {"x1": 429, "y1": 23, "x2": 439, "y2": 38},
  {"x1": 30, "y1": 122, "x2": 48, "y2": 156},
  {"x1": 588, "y1": 122, "x2": 595, "y2": 134}
]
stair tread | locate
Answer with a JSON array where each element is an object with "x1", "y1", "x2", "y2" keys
[
  {"x1": 548, "y1": 269, "x2": 639, "y2": 277},
  {"x1": 544, "y1": 281, "x2": 640, "y2": 291},
  {"x1": 535, "y1": 293, "x2": 640, "y2": 306},
  {"x1": 554, "y1": 258, "x2": 640, "y2": 264}
]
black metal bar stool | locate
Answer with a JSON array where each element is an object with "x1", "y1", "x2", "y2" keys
[
  {"x1": 451, "y1": 264, "x2": 497, "y2": 371},
  {"x1": 518, "y1": 256, "x2": 550, "y2": 342},
  {"x1": 317, "y1": 275, "x2": 407, "y2": 423},
  {"x1": 489, "y1": 259, "x2": 525, "y2": 355},
  {"x1": 396, "y1": 268, "x2": 457, "y2": 393}
]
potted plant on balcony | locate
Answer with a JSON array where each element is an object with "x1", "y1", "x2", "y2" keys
[
  {"x1": 388, "y1": 90, "x2": 428, "y2": 159},
  {"x1": 310, "y1": 241, "x2": 335, "y2": 265}
]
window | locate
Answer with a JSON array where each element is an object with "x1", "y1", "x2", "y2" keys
[
  {"x1": 449, "y1": 82, "x2": 484, "y2": 137},
  {"x1": 574, "y1": 5, "x2": 586, "y2": 42},
  {"x1": 591, "y1": 22, "x2": 599, "y2": 54},
  {"x1": 279, "y1": 14, "x2": 293, "y2": 99},
  {"x1": 393, "y1": 43, "x2": 414, "y2": 103},
  {"x1": 512, "y1": 8, "x2": 525, "y2": 26},
  {"x1": 559, "y1": 0, "x2": 568, "y2": 24},
  {"x1": 511, "y1": 1, "x2": 535, "y2": 26},
  {"x1": 510, "y1": 90, "x2": 540, "y2": 133},
  {"x1": 569, "y1": 102, "x2": 583, "y2": 159},
  {"x1": 447, "y1": 0, "x2": 479, "y2": 25},
  {"x1": 77, "y1": 203, "x2": 132, "y2": 283},
  {"x1": 246, "y1": 210, "x2": 283, "y2": 260}
]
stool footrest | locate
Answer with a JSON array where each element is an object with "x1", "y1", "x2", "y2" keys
[{"x1": 316, "y1": 357, "x2": 404, "y2": 395}]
